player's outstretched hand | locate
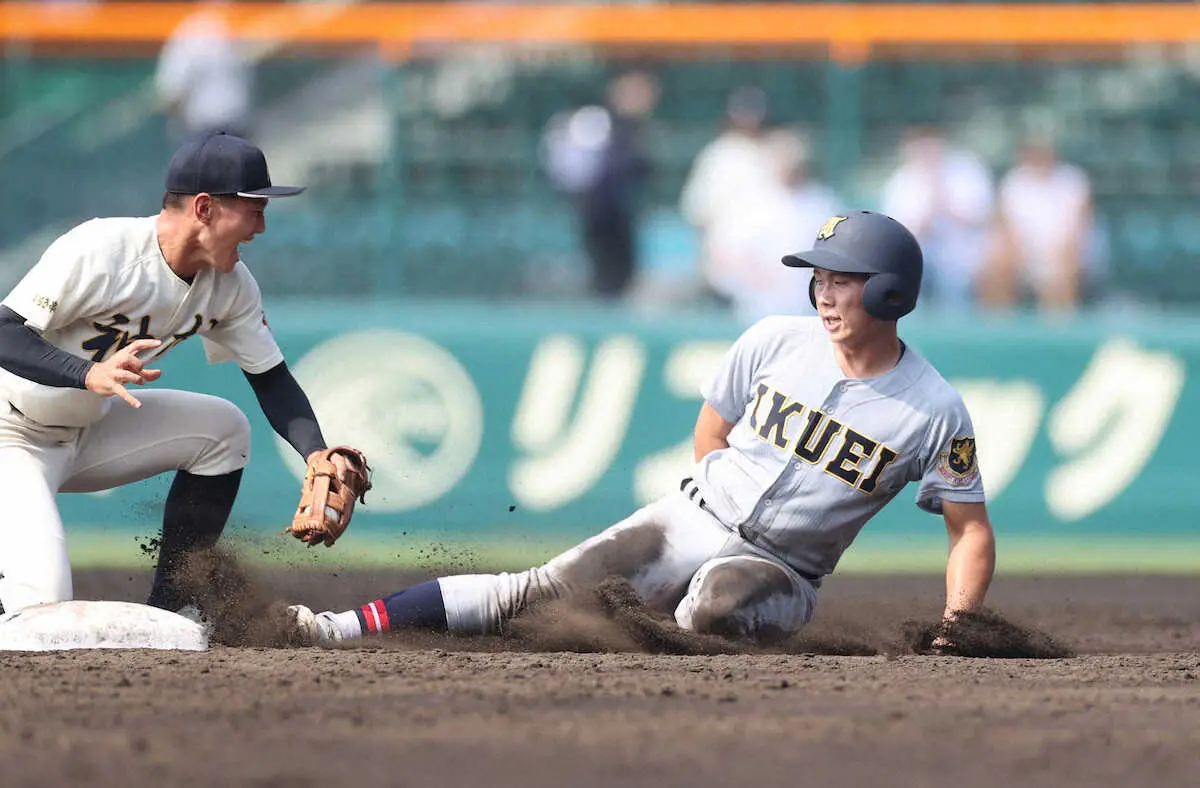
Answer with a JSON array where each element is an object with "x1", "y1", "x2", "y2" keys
[
  {"x1": 84, "y1": 338, "x2": 163, "y2": 408},
  {"x1": 930, "y1": 610, "x2": 961, "y2": 656}
]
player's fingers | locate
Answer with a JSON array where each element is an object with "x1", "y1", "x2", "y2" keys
[
  {"x1": 120, "y1": 339, "x2": 162, "y2": 358},
  {"x1": 111, "y1": 382, "x2": 143, "y2": 409},
  {"x1": 141, "y1": 368, "x2": 163, "y2": 382},
  {"x1": 115, "y1": 354, "x2": 155, "y2": 374},
  {"x1": 110, "y1": 352, "x2": 157, "y2": 379},
  {"x1": 111, "y1": 368, "x2": 147, "y2": 386}
]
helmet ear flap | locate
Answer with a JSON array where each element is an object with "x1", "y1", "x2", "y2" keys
[{"x1": 862, "y1": 272, "x2": 916, "y2": 321}]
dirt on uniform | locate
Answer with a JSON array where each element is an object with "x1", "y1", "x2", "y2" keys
[{"x1": 1, "y1": 551, "x2": 1197, "y2": 788}]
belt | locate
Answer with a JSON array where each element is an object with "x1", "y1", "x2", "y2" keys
[
  {"x1": 5, "y1": 400, "x2": 81, "y2": 432},
  {"x1": 680, "y1": 476, "x2": 716, "y2": 517},
  {"x1": 7, "y1": 401, "x2": 57, "y2": 428},
  {"x1": 681, "y1": 476, "x2": 822, "y2": 587}
]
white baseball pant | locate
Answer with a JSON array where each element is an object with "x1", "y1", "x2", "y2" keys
[
  {"x1": 439, "y1": 489, "x2": 817, "y2": 641},
  {"x1": 0, "y1": 389, "x2": 250, "y2": 613}
]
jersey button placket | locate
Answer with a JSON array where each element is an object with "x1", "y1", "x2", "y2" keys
[{"x1": 822, "y1": 380, "x2": 846, "y2": 414}]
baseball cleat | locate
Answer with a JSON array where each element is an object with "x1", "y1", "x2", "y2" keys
[{"x1": 286, "y1": 604, "x2": 343, "y2": 647}]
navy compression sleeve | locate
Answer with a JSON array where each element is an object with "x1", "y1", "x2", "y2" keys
[
  {"x1": 0, "y1": 305, "x2": 93, "y2": 388},
  {"x1": 243, "y1": 361, "x2": 326, "y2": 459}
]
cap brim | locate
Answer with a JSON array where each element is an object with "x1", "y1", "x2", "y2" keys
[
  {"x1": 236, "y1": 186, "x2": 306, "y2": 198},
  {"x1": 781, "y1": 248, "x2": 875, "y2": 274}
]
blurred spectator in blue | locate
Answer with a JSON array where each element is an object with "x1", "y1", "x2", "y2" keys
[
  {"x1": 982, "y1": 136, "x2": 1099, "y2": 313},
  {"x1": 155, "y1": 1, "x2": 253, "y2": 142},
  {"x1": 880, "y1": 125, "x2": 994, "y2": 311},
  {"x1": 541, "y1": 69, "x2": 660, "y2": 299},
  {"x1": 705, "y1": 128, "x2": 842, "y2": 324},
  {"x1": 679, "y1": 86, "x2": 777, "y2": 305}
]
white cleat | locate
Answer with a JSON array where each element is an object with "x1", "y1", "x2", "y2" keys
[{"x1": 286, "y1": 604, "x2": 343, "y2": 647}]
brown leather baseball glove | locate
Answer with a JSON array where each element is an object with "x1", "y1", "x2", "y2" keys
[{"x1": 285, "y1": 446, "x2": 372, "y2": 547}]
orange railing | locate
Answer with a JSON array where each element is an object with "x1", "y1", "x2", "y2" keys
[{"x1": 2, "y1": 3, "x2": 1199, "y2": 61}]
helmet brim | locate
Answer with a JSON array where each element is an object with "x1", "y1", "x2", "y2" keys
[{"x1": 781, "y1": 248, "x2": 878, "y2": 274}]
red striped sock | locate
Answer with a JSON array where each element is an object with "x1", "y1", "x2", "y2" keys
[{"x1": 358, "y1": 599, "x2": 391, "y2": 634}]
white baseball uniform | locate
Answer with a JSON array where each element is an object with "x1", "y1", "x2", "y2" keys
[
  {"x1": 0, "y1": 216, "x2": 282, "y2": 612},
  {"x1": 439, "y1": 315, "x2": 985, "y2": 639}
]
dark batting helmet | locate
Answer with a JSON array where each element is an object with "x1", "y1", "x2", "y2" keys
[{"x1": 781, "y1": 210, "x2": 923, "y2": 321}]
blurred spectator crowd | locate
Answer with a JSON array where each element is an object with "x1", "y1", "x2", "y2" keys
[
  {"x1": 4, "y1": 11, "x2": 1115, "y2": 318},
  {"x1": 543, "y1": 76, "x2": 1103, "y2": 323}
]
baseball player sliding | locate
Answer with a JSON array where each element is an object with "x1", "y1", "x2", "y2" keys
[
  {"x1": 0, "y1": 132, "x2": 368, "y2": 620},
  {"x1": 290, "y1": 211, "x2": 995, "y2": 651}
]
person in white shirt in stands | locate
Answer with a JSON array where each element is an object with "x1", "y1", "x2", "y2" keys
[
  {"x1": 880, "y1": 126, "x2": 995, "y2": 312},
  {"x1": 982, "y1": 136, "x2": 1095, "y2": 313},
  {"x1": 679, "y1": 87, "x2": 778, "y2": 305},
  {"x1": 155, "y1": 0, "x2": 253, "y2": 141},
  {"x1": 704, "y1": 128, "x2": 843, "y2": 324}
]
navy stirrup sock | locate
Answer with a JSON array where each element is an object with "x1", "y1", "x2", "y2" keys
[
  {"x1": 356, "y1": 580, "x2": 448, "y2": 634},
  {"x1": 147, "y1": 469, "x2": 243, "y2": 611}
]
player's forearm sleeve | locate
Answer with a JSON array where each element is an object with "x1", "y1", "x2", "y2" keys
[
  {"x1": 0, "y1": 306, "x2": 92, "y2": 388},
  {"x1": 243, "y1": 361, "x2": 326, "y2": 459}
]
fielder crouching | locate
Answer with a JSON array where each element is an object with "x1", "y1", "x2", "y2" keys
[
  {"x1": 291, "y1": 211, "x2": 996, "y2": 650},
  {"x1": 0, "y1": 132, "x2": 366, "y2": 619}
]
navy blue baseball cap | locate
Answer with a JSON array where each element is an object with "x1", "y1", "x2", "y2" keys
[{"x1": 165, "y1": 131, "x2": 305, "y2": 198}]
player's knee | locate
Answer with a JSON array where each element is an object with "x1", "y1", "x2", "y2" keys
[
  {"x1": 687, "y1": 562, "x2": 793, "y2": 642},
  {"x1": 222, "y1": 404, "x2": 252, "y2": 458},
  {"x1": 689, "y1": 587, "x2": 754, "y2": 640},
  {"x1": 189, "y1": 398, "x2": 251, "y2": 475}
]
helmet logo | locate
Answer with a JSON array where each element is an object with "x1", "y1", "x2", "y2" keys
[{"x1": 816, "y1": 215, "x2": 848, "y2": 240}]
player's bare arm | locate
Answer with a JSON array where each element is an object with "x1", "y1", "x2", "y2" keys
[
  {"x1": 693, "y1": 402, "x2": 735, "y2": 461},
  {"x1": 941, "y1": 500, "x2": 996, "y2": 619}
]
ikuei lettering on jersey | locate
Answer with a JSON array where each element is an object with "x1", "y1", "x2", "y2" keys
[{"x1": 749, "y1": 384, "x2": 900, "y2": 495}]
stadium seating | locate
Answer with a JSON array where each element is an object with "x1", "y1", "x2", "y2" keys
[{"x1": 2, "y1": 50, "x2": 1198, "y2": 303}]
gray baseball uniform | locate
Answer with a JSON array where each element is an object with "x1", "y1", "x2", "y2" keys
[
  {"x1": 438, "y1": 315, "x2": 985, "y2": 640},
  {"x1": 695, "y1": 314, "x2": 985, "y2": 581}
]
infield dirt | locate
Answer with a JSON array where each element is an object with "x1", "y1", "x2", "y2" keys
[{"x1": 1, "y1": 559, "x2": 1197, "y2": 787}]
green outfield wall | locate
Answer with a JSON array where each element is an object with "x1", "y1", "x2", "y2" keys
[{"x1": 62, "y1": 301, "x2": 1200, "y2": 574}]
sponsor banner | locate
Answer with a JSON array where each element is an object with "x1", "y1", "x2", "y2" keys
[{"x1": 61, "y1": 301, "x2": 1200, "y2": 570}]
